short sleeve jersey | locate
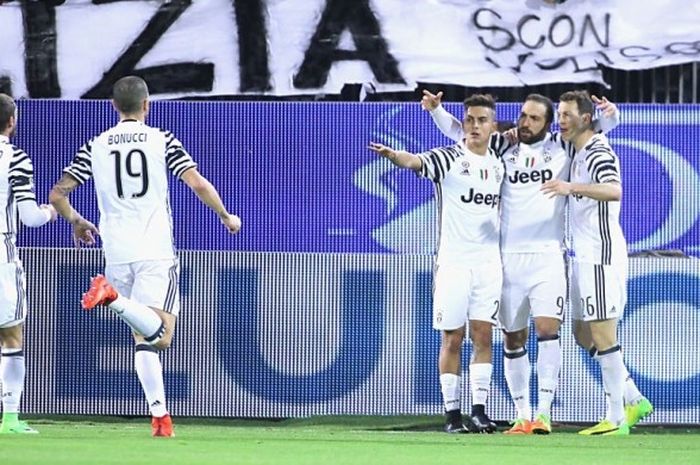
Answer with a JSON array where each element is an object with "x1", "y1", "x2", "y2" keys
[
  {"x1": 494, "y1": 132, "x2": 573, "y2": 253},
  {"x1": 416, "y1": 141, "x2": 504, "y2": 265},
  {"x1": 63, "y1": 120, "x2": 197, "y2": 264}
]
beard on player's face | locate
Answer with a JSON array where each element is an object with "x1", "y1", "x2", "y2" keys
[{"x1": 517, "y1": 123, "x2": 548, "y2": 144}]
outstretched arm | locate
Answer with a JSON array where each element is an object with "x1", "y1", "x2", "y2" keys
[
  {"x1": 180, "y1": 168, "x2": 241, "y2": 234},
  {"x1": 49, "y1": 173, "x2": 99, "y2": 247},
  {"x1": 368, "y1": 142, "x2": 423, "y2": 171},
  {"x1": 421, "y1": 90, "x2": 464, "y2": 142}
]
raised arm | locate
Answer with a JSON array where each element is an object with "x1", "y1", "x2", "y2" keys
[
  {"x1": 591, "y1": 95, "x2": 620, "y2": 134},
  {"x1": 180, "y1": 168, "x2": 241, "y2": 234},
  {"x1": 421, "y1": 90, "x2": 464, "y2": 142}
]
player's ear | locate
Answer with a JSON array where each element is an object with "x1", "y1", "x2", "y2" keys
[
  {"x1": 111, "y1": 99, "x2": 120, "y2": 114},
  {"x1": 143, "y1": 99, "x2": 149, "y2": 116}
]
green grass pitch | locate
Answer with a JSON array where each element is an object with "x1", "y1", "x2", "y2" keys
[{"x1": 1, "y1": 416, "x2": 698, "y2": 465}]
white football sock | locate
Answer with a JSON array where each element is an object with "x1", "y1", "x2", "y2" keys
[
  {"x1": 536, "y1": 337, "x2": 561, "y2": 417},
  {"x1": 109, "y1": 295, "x2": 165, "y2": 344},
  {"x1": 440, "y1": 373, "x2": 461, "y2": 413},
  {"x1": 597, "y1": 346, "x2": 626, "y2": 425},
  {"x1": 621, "y1": 363, "x2": 644, "y2": 405},
  {"x1": 504, "y1": 348, "x2": 531, "y2": 420},
  {"x1": 469, "y1": 363, "x2": 492, "y2": 407},
  {"x1": 1, "y1": 348, "x2": 25, "y2": 414},
  {"x1": 135, "y1": 344, "x2": 168, "y2": 417}
]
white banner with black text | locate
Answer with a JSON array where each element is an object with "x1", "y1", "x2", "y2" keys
[{"x1": 0, "y1": 0, "x2": 699, "y2": 98}]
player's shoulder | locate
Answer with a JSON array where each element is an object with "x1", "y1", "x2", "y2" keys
[
  {"x1": 583, "y1": 134, "x2": 616, "y2": 160},
  {"x1": 8, "y1": 143, "x2": 28, "y2": 157},
  {"x1": 3, "y1": 144, "x2": 33, "y2": 167},
  {"x1": 424, "y1": 144, "x2": 463, "y2": 157},
  {"x1": 584, "y1": 133, "x2": 613, "y2": 151}
]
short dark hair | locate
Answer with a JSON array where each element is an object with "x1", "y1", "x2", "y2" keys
[
  {"x1": 496, "y1": 120, "x2": 516, "y2": 132},
  {"x1": 524, "y1": 93, "x2": 554, "y2": 124},
  {"x1": 559, "y1": 90, "x2": 594, "y2": 119},
  {"x1": 463, "y1": 93, "x2": 496, "y2": 112},
  {"x1": 112, "y1": 76, "x2": 149, "y2": 114},
  {"x1": 0, "y1": 94, "x2": 16, "y2": 132}
]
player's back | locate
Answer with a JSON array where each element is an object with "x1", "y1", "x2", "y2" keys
[{"x1": 79, "y1": 120, "x2": 181, "y2": 264}]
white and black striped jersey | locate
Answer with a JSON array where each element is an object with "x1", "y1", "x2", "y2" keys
[
  {"x1": 63, "y1": 120, "x2": 197, "y2": 265},
  {"x1": 0, "y1": 135, "x2": 37, "y2": 263},
  {"x1": 429, "y1": 105, "x2": 620, "y2": 256},
  {"x1": 416, "y1": 141, "x2": 504, "y2": 265},
  {"x1": 492, "y1": 132, "x2": 573, "y2": 254},
  {"x1": 569, "y1": 133, "x2": 626, "y2": 264}
]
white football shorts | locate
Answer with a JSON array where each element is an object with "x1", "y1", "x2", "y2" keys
[
  {"x1": 432, "y1": 259, "x2": 502, "y2": 330},
  {"x1": 0, "y1": 261, "x2": 27, "y2": 328},
  {"x1": 571, "y1": 258, "x2": 627, "y2": 322},
  {"x1": 106, "y1": 258, "x2": 181, "y2": 317},
  {"x1": 499, "y1": 252, "x2": 567, "y2": 332}
]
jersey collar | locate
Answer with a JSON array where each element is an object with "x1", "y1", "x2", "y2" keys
[
  {"x1": 459, "y1": 139, "x2": 490, "y2": 157},
  {"x1": 0, "y1": 134, "x2": 8, "y2": 144}
]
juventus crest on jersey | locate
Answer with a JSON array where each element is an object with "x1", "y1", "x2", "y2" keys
[
  {"x1": 63, "y1": 120, "x2": 197, "y2": 265},
  {"x1": 569, "y1": 134, "x2": 626, "y2": 265},
  {"x1": 493, "y1": 132, "x2": 573, "y2": 254},
  {"x1": 416, "y1": 141, "x2": 504, "y2": 265}
]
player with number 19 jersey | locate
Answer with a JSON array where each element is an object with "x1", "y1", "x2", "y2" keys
[{"x1": 63, "y1": 120, "x2": 197, "y2": 264}]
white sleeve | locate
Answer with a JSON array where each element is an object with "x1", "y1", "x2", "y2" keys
[
  {"x1": 593, "y1": 108, "x2": 621, "y2": 134},
  {"x1": 18, "y1": 201, "x2": 51, "y2": 228},
  {"x1": 429, "y1": 105, "x2": 464, "y2": 142}
]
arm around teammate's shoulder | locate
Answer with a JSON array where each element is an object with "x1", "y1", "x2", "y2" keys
[{"x1": 180, "y1": 168, "x2": 241, "y2": 234}]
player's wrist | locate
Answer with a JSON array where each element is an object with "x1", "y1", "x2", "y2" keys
[{"x1": 68, "y1": 213, "x2": 85, "y2": 226}]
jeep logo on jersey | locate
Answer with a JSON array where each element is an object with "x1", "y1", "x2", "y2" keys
[
  {"x1": 508, "y1": 169, "x2": 553, "y2": 184},
  {"x1": 460, "y1": 188, "x2": 500, "y2": 207}
]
